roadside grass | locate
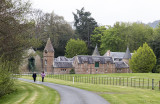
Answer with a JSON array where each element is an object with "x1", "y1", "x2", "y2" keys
[
  {"x1": 22, "y1": 75, "x2": 160, "y2": 104},
  {"x1": 0, "y1": 80, "x2": 60, "y2": 104},
  {"x1": 24, "y1": 73, "x2": 160, "y2": 90}
]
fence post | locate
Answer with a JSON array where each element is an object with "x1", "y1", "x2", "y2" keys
[
  {"x1": 159, "y1": 81, "x2": 160, "y2": 91},
  {"x1": 127, "y1": 78, "x2": 128, "y2": 86},
  {"x1": 113, "y1": 77, "x2": 114, "y2": 85},
  {"x1": 131, "y1": 78, "x2": 132, "y2": 87},
  {"x1": 143, "y1": 78, "x2": 144, "y2": 88},
  {"x1": 73, "y1": 76, "x2": 74, "y2": 84},
  {"x1": 119, "y1": 78, "x2": 121, "y2": 86},
  {"x1": 116, "y1": 77, "x2": 117, "y2": 85},
  {"x1": 148, "y1": 78, "x2": 149, "y2": 89},
  {"x1": 152, "y1": 79, "x2": 154, "y2": 90},
  {"x1": 139, "y1": 78, "x2": 140, "y2": 88},
  {"x1": 123, "y1": 78, "x2": 124, "y2": 86}
]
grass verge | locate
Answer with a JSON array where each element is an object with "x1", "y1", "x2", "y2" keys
[
  {"x1": 22, "y1": 76, "x2": 160, "y2": 104},
  {"x1": 0, "y1": 80, "x2": 60, "y2": 104}
]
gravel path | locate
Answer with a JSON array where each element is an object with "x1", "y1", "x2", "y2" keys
[{"x1": 19, "y1": 78, "x2": 110, "y2": 104}]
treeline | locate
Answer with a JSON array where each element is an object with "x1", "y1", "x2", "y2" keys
[
  {"x1": 91, "y1": 22, "x2": 160, "y2": 72},
  {"x1": 1, "y1": 0, "x2": 160, "y2": 97}
]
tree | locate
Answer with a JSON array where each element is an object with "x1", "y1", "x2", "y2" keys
[
  {"x1": 73, "y1": 7, "x2": 98, "y2": 47},
  {"x1": 98, "y1": 22, "x2": 153, "y2": 54},
  {"x1": 32, "y1": 10, "x2": 74, "y2": 57},
  {"x1": 100, "y1": 23, "x2": 126, "y2": 54},
  {"x1": 149, "y1": 24, "x2": 160, "y2": 72},
  {"x1": 91, "y1": 26, "x2": 107, "y2": 49},
  {"x1": 0, "y1": 0, "x2": 32, "y2": 96},
  {"x1": 0, "y1": 0, "x2": 33, "y2": 64},
  {"x1": 65, "y1": 39, "x2": 87, "y2": 58},
  {"x1": 129, "y1": 43, "x2": 156, "y2": 73}
]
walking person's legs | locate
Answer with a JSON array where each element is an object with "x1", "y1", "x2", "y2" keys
[
  {"x1": 35, "y1": 77, "x2": 36, "y2": 82},
  {"x1": 42, "y1": 77, "x2": 44, "y2": 82}
]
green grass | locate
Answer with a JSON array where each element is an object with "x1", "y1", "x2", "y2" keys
[
  {"x1": 22, "y1": 74, "x2": 160, "y2": 104},
  {"x1": 0, "y1": 80, "x2": 60, "y2": 104},
  {"x1": 24, "y1": 73, "x2": 160, "y2": 90}
]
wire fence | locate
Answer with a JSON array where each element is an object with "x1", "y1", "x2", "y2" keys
[{"x1": 19, "y1": 72, "x2": 160, "y2": 91}]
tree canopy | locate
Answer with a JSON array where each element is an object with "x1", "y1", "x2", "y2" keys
[
  {"x1": 129, "y1": 43, "x2": 156, "y2": 73},
  {"x1": 90, "y1": 22, "x2": 154, "y2": 54},
  {"x1": 73, "y1": 7, "x2": 98, "y2": 47},
  {"x1": 65, "y1": 39, "x2": 87, "y2": 58},
  {"x1": 32, "y1": 10, "x2": 74, "y2": 57}
]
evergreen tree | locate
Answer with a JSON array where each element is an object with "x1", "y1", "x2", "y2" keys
[
  {"x1": 129, "y1": 43, "x2": 156, "y2": 73},
  {"x1": 73, "y1": 7, "x2": 98, "y2": 47}
]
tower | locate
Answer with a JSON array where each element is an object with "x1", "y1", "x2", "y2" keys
[
  {"x1": 122, "y1": 47, "x2": 131, "y2": 65},
  {"x1": 43, "y1": 38, "x2": 54, "y2": 72},
  {"x1": 92, "y1": 45, "x2": 100, "y2": 56}
]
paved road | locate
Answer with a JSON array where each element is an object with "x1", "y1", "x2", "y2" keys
[{"x1": 18, "y1": 78, "x2": 110, "y2": 104}]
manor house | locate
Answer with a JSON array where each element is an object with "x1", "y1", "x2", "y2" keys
[{"x1": 42, "y1": 38, "x2": 132, "y2": 74}]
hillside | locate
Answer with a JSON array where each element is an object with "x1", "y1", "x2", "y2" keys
[{"x1": 147, "y1": 20, "x2": 160, "y2": 28}]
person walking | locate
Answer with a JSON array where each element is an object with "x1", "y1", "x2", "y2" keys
[
  {"x1": 41, "y1": 71, "x2": 46, "y2": 82},
  {"x1": 32, "y1": 72, "x2": 37, "y2": 82}
]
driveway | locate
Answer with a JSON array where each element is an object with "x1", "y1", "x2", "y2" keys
[{"x1": 19, "y1": 78, "x2": 110, "y2": 104}]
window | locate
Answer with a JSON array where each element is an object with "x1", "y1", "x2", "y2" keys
[
  {"x1": 61, "y1": 69, "x2": 66, "y2": 72},
  {"x1": 45, "y1": 49, "x2": 48, "y2": 53},
  {"x1": 96, "y1": 69, "x2": 98, "y2": 72},
  {"x1": 95, "y1": 62, "x2": 99, "y2": 67},
  {"x1": 86, "y1": 69, "x2": 88, "y2": 72},
  {"x1": 105, "y1": 69, "x2": 107, "y2": 72},
  {"x1": 45, "y1": 60, "x2": 47, "y2": 65}
]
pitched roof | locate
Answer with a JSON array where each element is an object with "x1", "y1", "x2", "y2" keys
[
  {"x1": 123, "y1": 47, "x2": 131, "y2": 59},
  {"x1": 104, "y1": 52, "x2": 125, "y2": 59},
  {"x1": 54, "y1": 61, "x2": 73, "y2": 68},
  {"x1": 55, "y1": 56, "x2": 69, "y2": 61},
  {"x1": 44, "y1": 38, "x2": 54, "y2": 52},
  {"x1": 77, "y1": 55, "x2": 113, "y2": 64},
  {"x1": 115, "y1": 61, "x2": 129, "y2": 69},
  {"x1": 92, "y1": 45, "x2": 100, "y2": 56}
]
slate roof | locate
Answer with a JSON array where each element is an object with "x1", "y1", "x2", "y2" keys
[
  {"x1": 104, "y1": 52, "x2": 133, "y2": 59},
  {"x1": 115, "y1": 61, "x2": 129, "y2": 69},
  {"x1": 44, "y1": 38, "x2": 54, "y2": 52},
  {"x1": 92, "y1": 45, "x2": 100, "y2": 56},
  {"x1": 54, "y1": 61, "x2": 73, "y2": 68},
  {"x1": 76, "y1": 55, "x2": 113, "y2": 64},
  {"x1": 123, "y1": 47, "x2": 131, "y2": 59},
  {"x1": 55, "y1": 56, "x2": 69, "y2": 61}
]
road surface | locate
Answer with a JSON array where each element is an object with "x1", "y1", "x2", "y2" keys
[{"x1": 18, "y1": 78, "x2": 110, "y2": 104}]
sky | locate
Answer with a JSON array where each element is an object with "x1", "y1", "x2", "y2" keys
[{"x1": 30, "y1": 0, "x2": 160, "y2": 26}]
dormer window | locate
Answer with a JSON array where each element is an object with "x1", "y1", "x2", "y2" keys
[
  {"x1": 95, "y1": 62, "x2": 99, "y2": 67},
  {"x1": 45, "y1": 50, "x2": 48, "y2": 53}
]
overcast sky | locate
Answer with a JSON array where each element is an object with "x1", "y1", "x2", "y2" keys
[{"x1": 30, "y1": 0, "x2": 160, "y2": 26}]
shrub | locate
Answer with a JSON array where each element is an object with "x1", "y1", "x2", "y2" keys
[
  {"x1": 0, "y1": 61, "x2": 16, "y2": 97},
  {"x1": 69, "y1": 69, "x2": 75, "y2": 74}
]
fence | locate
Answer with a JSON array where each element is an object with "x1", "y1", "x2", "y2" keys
[{"x1": 20, "y1": 72, "x2": 160, "y2": 91}]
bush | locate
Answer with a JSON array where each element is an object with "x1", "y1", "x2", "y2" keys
[
  {"x1": 69, "y1": 69, "x2": 75, "y2": 74},
  {"x1": 0, "y1": 61, "x2": 16, "y2": 97},
  {"x1": 129, "y1": 43, "x2": 156, "y2": 73}
]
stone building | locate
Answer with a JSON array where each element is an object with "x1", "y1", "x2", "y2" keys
[
  {"x1": 20, "y1": 48, "x2": 42, "y2": 72},
  {"x1": 42, "y1": 38, "x2": 132, "y2": 74}
]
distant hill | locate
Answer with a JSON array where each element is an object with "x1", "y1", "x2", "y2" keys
[{"x1": 147, "y1": 20, "x2": 160, "y2": 28}]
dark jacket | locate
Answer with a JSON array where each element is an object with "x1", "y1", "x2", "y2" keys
[{"x1": 32, "y1": 73, "x2": 37, "y2": 78}]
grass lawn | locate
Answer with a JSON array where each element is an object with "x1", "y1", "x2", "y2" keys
[
  {"x1": 0, "y1": 80, "x2": 60, "y2": 104},
  {"x1": 22, "y1": 74, "x2": 160, "y2": 104}
]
